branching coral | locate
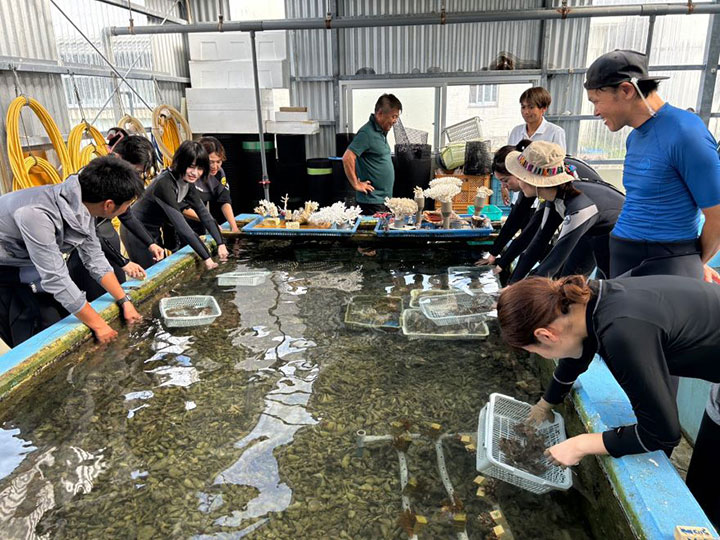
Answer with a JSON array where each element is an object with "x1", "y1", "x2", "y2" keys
[
  {"x1": 289, "y1": 201, "x2": 319, "y2": 224},
  {"x1": 429, "y1": 177, "x2": 463, "y2": 189},
  {"x1": 254, "y1": 199, "x2": 279, "y2": 218},
  {"x1": 476, "y1": 186, "x2": 494, "y2": 198},
  {"x1": 413, "y1": 186, "x2": 425, "y2": 199},
  {"x1": 384, "y1": 197, "x2": 418, "y2": 218},
  {"x1": 308, "y1": 201, "x2": 362, "y2": 226},
  {"x1": 423, "y1": 183, "x2": 461, "y2": 203}
]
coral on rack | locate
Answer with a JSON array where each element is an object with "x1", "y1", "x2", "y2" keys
[
  {"x1": 289, "y1": 201, "x2": 320, "y2": 224},
  {"x1": 384, "y1": 197, "x2": 419, "y2": 218},
  {"x1": 476, "y1": 186, "x2": 494, "y2": 198},
  {"x1": 254, "y1": 199, "x2": 279, "y2": 218},
  {"x1": 429, "y1": 177, "x2": 463, "y2": 189},
  {"x1": 423, "y1": 183, "x2": 461, "y2": 203},
  {"x1": 413, "y1": 186, "x2": 425, "y2": 199},
  {"x1": 308, "y1": 201, "x2": 362, "y2": 227}
]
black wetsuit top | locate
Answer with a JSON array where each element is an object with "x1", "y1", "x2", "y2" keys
[
  {"x1": 544, "y1": 276, "x2": 720, "y2": 457},
  {"x1": 509, "y1": 180, "x2": 625, "y2": 283},
  {"x1": 131, "y1": 170, "x2": 224, "y2": 260},
  {"x1": 495, "y1": 157, "x2": 611, "y2": 273}
]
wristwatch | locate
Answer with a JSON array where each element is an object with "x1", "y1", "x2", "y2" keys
[{"x1": 117, "y1": 294, "x2": 133, "y2": 307}]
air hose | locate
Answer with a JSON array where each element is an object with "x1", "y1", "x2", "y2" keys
[
  {"x1": 68, "y1": 122, "x2": 108, "y2": 173},
  {"x1": 6, "y1": 96, "x2": 73, "y2": 190},
  {"x1": 152, "y1": 104, "x2": 191, "y2": 168}
]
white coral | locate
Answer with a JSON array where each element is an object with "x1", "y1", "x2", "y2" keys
[
  {"x1": 423, "y1": 183, "x2": 461, "y2": 203},
  {"x1": 254, "y1": 199, "x2": 279, "y2": 218},
  {"x1": 476, "y1": 186, "x2": 494, "y2": 198},
  {"x1": 290, "y1": 200, "x2": 319, "y2": 224},
  {"x1": 429, "y1": 177, "x2": 463, "y2": 189},
  {"x1": 308, "y1": 201, "x2": 362, "y2": 226},
  {"x1": 384, "y1": 197, "x2": 418, "y2": 218},
  {"x1": 413, "y1": 186, "x2": 425, "y2": 198}
]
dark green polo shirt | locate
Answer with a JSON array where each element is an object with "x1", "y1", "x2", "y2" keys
[{"x1": 348, "y1": 114, "x2": 394, "y2": 204}]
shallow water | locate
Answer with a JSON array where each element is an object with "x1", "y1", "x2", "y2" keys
[{"x1": 0, "y1": 244, "x2": 595, "y2": 539}]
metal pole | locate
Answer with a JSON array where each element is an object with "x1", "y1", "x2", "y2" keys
[
  {"x1": 698, "y1": 5, "x2": 720, "y2": 125},
  {"x1": 111, "y1": 3, "x2": 720, "y2": 36},
  {"x1": 49, "y1": 0, "x2": 153, "y2": 111},
  {"x1": 250, "y1": 31, "x2": 270, "y2": 201},
  {"x1": 645, "y1": 15, "x2": 656, "y2": 57}
]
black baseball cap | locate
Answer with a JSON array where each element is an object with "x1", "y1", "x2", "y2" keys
[{"x1": 584, "y1": 50, "x2": 669, "y2": 90}]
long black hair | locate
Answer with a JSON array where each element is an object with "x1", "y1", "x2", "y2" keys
[
  {"x1": 492, "y1": 139, "x2": 532, "y2": 175},
  {"x1": 170, "y1": 140, "x2": 210, "y2": 180}
]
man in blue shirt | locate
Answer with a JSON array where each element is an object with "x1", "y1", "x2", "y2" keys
[
  {"x1": 585, "y1": 50, "x2": 720, "y2": 282},
  {"x1": 342, "y1": 94, "x2": 402, "y2": 215}
]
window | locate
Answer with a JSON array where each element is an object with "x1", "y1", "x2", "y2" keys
[
  {"x1": 446, "y1": 83, "x2": 532, "y2": 150},
  {"x1": 351, "y1": 87, "x2": 436, "y2": 150},
  {"x1": 468, "y1": 85, "x2": 498, "y2": 107}
]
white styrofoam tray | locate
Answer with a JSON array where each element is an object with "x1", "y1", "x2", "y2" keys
[
  {"x1": 189, "y1": 59, "x2": 289, "y2": 89},
  {"x1": 189, "y1": 31, "x2": 287, "y2": 61}
]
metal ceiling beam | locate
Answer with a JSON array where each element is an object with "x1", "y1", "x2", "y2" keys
[
  {"x1": 698, "y1": 5, "x2": 720, "y2": 124},
  {"x1": 95, "y1": 0, "x2": 186, "y2": 25},
  {"x1": 111, "y1": 3, "x2": 720, "y2": 36}
]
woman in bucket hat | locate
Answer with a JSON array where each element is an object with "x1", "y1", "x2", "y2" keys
[{"x1": 503, "y1": 141, "x2": 625, "y2": 283}]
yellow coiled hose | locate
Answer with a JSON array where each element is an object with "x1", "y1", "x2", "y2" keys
[
  {"x1": 152, "y1": 104, "x2": 191, "y2": 168},
  {"x1": 6, "y1": 96, "x2": 73, "y2": 190},
  {"x1": 118, "y1": 114, "x2": 146, "y2": 136},
  {"x1": 68, "y1": 122, "x2": 108, "y2": 173}
]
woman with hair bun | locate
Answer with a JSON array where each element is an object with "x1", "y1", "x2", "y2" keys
[{"x1": 497, "y1": 274, "x2": 720, "y2": 525}]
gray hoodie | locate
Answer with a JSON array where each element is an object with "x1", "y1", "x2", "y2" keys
[{"x1": 0, "y1": 175, "x2": 113, "y2": 313}]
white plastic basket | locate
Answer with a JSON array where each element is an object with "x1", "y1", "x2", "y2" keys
[
  {"x1": 418, "y1": 291, "x2": 494, "y2": 326},
  {"x1": 442, "y1": 116, "x2": 483, "y2": 143},
  {"x1": 476, "y1": 393, "x2": 572, "y2": 494},
  {"x1": 447, "y1": 266, "x2": 500, "y2": 295},
  {"x1": 401, "y1": 308, "x2": 489, "y2": 340},
  {"x1": 217, "y1": 271, "x2": 271, "y2": 287},
  {"x1": 159, "y1": 296, "x2": 222, "y2": 328}
]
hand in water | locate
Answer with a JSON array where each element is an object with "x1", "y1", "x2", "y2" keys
[{"x1": 204, "y1": 258, "x2": 218, "y2": 270}]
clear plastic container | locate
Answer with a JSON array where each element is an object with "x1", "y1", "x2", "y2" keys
[
  {"x1": 344, "y1": 296, "x2": 403, "y2": 329},
  {"x1": 418, "y1": 290, "x2": 494, "y2": 326},
  {"x1": 217, "y1": 271, "x2": 271, "y2": 287}
]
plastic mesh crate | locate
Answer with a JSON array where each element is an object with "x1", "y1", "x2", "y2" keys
[
  {"x1": 442, "y1": 116, "x2": 483, "y2": 143},
  {"x1": 159, "y1": 296, "x2": 222, "y2": 328},
  {"x1": 418, "y1": 290, "x2": 494, "y2": 326},
  {"x1": 217, "y1": 271, "x2": 271, "y2": 287},
  {"x1": 476, "y1": 393, "x2": 572, "y2": 495},
  {"x1": 401, "y1": 308, "x2": 489, "y2": 340},
  {"x1": 344, "y1": 296, "x2": 403, "y2": 329}
]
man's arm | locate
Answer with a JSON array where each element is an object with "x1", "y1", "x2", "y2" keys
[
  {"x1": 700, "y1": 203, "x2": 720, "y2": 263},
  {"x1": 342, "y1": 149, "x2": 374, "y2": 194}
]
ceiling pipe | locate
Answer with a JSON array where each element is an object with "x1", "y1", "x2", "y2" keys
[{"x1": 111, "y1": 3, "x2": 720, "y2": 36}]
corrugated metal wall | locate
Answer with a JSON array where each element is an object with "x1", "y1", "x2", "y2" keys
[{"x1": 0, "y1": 0, "x2": 189, "y2": 192}]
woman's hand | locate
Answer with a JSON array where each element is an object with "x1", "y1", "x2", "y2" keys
[
  {"x1": 525, "y1": 398, "x2": 554, "y2": 426},
  {"x1": 149, "y1": 243, "x2": 165, "y2": 262},
  {"x1": 703, "y1": 264, "x2": 720, "y2": 284},
  {"x1": 217, "y1": 244, "x2": 229, "y2": 261},
  {"x1": 122, "y1": 262, "x2": 147, "y2": 280},
  {"x1": 545, "y1": 433, "x2": 607, "y2": 468},
  {"x1": 492, "y1": 265, "x2": 503, "y2": 275},
  {"x1": 204, "y1": 258, "x2": 218, "y2": 270}
]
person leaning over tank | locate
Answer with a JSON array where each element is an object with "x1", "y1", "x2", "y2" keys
[
  {"x1": 68, "y1": 135, "x2": 165, "y2": 302},
  {"x1": 585, "y1": 49, "x2": 720, "y2": 282},
  {"x1": 500, "y1": 141, "x2": 625, "y2": 284},
  {"x1": 501, "y1": 87, "x2": 566, "y2": 204},
  {"x1": 497, "y1": 274, "x2": 720, "y2": 527},
  {"x1": 342, "y1": 93, "x2": 402, "y2": 216},
  {"x1": 0, "y1": 156, "x2": 144, "y2": 347},
  {"x1": 180, "y1": 136, "x2": 240, "y2": 235},
  {"x1": 120, "y1": 140, "x2": 228, "y2": 270}
]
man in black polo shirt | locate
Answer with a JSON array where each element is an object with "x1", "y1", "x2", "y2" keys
[{"x1": 342, "y1": 94, "x2": 402, "y2": 215}]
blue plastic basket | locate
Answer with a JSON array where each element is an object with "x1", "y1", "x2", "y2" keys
[{"x1": 242, "y1": 215, "x2": 361, "y2": 237}]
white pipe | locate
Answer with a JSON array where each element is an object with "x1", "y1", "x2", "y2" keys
[
  {"x1": 435, "y1": 435, "x2": 469, "y2": 540},
  {"x1": 397, "y1": 450, "x2": 419, "y2": 540}
]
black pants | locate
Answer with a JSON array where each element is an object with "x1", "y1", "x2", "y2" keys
[
  {"x1": 358, "y1": 202, "x2": 386, "y2": 216},
  {"x1": 0, "y1": 266, "x2": 66, "y2": 348},
  {"x1": 561, "y1": 234, "x2": 611, "y2": 279},
  {"x1": 610, "y1": 235, "x2": 703, "y2": 279},
  {"x1": 686, "y1": 412, "x2": 720, "y2": 528}
]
